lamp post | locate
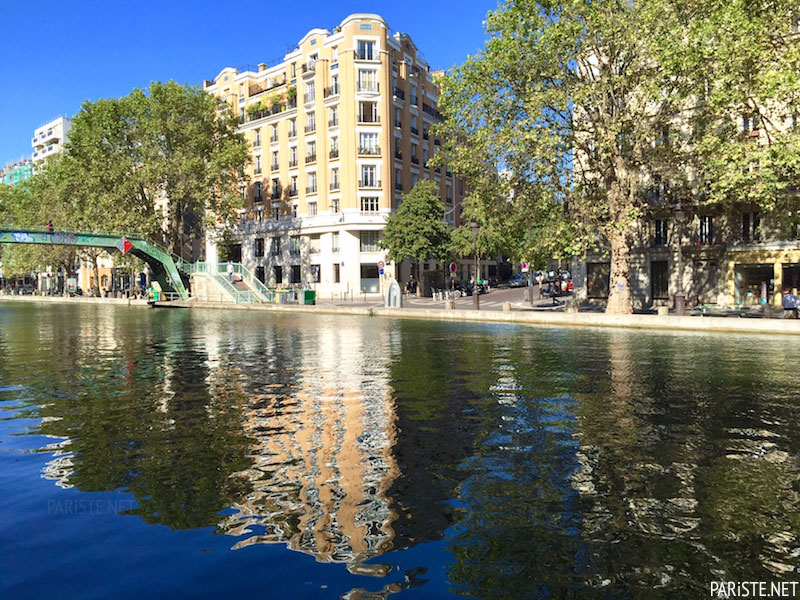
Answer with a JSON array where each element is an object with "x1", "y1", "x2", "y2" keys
[
  {"x1": 674, "y1": 203, "x2": 686, "y2": 315},
  {"x1": 471, "y1": 221, "x2": 480, "y2": 310}
]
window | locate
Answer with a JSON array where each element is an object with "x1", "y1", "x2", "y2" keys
[
  {"x1": 361, "y1": 165, "x2": 378, "y2": 188},
  {"x1": 361, "y1": 197, "x2": 379, "y2": 213},
  {"x1": 332, "y1": 232, "x2": 340, "y2": 252},
  {"x1": 411, "y1": 143, "x2": 418, "y2": 164},
  {"x1": 395, "y1": 168, "x2": 403, "y2": 191},
  {"x1": 306, "y1": 172, "x2": 317, "y2": 194},
  {"x1": 271, "y1": 236, "x2": 281, "y2": 255},
  {"x1": 290, "y1": 175, "x2": 298, "y2": 196},
  {"x1": 651, "y1": 260, "x2": 669, "y2": 300},
  {"x1": 357, "y1": 40, "x2": 375, "y2": 60},
  {"x1": 306, "y1": 141, "x2": 316, "y2": 163},
  {"x1": 653, "y1": 219, "x2": 668, "y2": 246},
  {"x1": 255, "y1": 155, "x2": 262, "y2": 175},
  {"x1": 254, "y1": 181, "x2": 262, "y2": 202},
  {"x1": 358, "y1": 69, "x2": 378, "y2": 92},
  {"x1": 255, "y1": 266, "x2": 265, "y2": 283},
  {"x1": 289, "y1": 118, "x2": 297, "y2": 138},
  {"x1": 305, "y1": 111, "x2": 316, "y2": 133},
  {"x1": 410, "y1": 86, "x2": 418, "y2": 105},
  {"x1": 332, "y1": 46, "x2": 338, "y2": 63},
  {"x1": 274, "y1": 265, "x2": 282, "y2": 285},
  {"x1": 291, "y1": 265, "x2": 301, "y2": 284},
  {"x1": 271, "y1": 151, "x2": 279, "y2": 171},
  {"x1": 271, "y1": 124, "x2": 279, "y2": 142},
  {"x1": 359, "y1": 132, "x2": 379, "y2": 154},
  {"x1": 308, "y1": 201, "x2": 317, "y2": 216},
  {"x1": 329, "y1": 105, "x2": 338, "y2": 127},
  {"x1": 410, "y1": 116, "x2": 418, "y2": 135},
  {"x1": 742, "y1": 211, "x2": 761, "y2": 242},
  {"x1": 289, "y1": 146, "x2": 298, "y2": 167},
  {"x1": 311, "y1": 264, "x2": 321, "y2": 283},
  {"x1": 587, "y1": 263, "x2": 610, "y2": 299},
  {"x1": 742, "y1": 112, "x2": 760, "y2": 133},
  {"x1": 254, "y1": 129, "x2": 261, "y2": 147},
  {"x1": 272, "y1": 205, "x2": 280, "y2": 220},
  {"x1": 331, "y1": 198, "x2": 340, "y2": 213},
  {"x1": 394, "y1": 136, "x2": 402, "y2": 159},
  {"x1": 330, "y1": 74, "x2": 339, "y2": 96},
  {"x1": 254, "y1": 237, "x2": 264, "y2": 258},
  {"x1": 255, "y1": 206, "x2": 264, "y2": 222},
  {"x1": 333, "y1": 263, "x2": 340, "y2": 283},
  {"x1": 272, "y1": 178, "x2": 281, "y2": 199},
  {"x1": 304, "y1": 81, "x2": 315, "y2": 104},
  {"x1": 292, "y1": 204, "x2": 298, "y2": 218},
  {"x1": 330, "y1": 167, "x2": 339, "y2": 191},
  {"x1": 699, "y1": 215, "x2": 714, "y2": 245},
  {"x1": 358, "y1": 101, "x2": 378, "y2": 123},
  {"x1": 290, "y1": 236, "x2": 301, "y2": 255},
  {"x1": 394, "y1": 108, "x2": 402, "y2": 128},
  {"x1": 360, "y1": 230, "x2": 380, "y2": 252}
]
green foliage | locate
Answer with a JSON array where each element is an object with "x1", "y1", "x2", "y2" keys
[{"x1": 380, "y1": 180, "x2": 452, "y2": 265}]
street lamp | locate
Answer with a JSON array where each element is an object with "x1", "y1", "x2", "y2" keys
[
  {"x1": 674, "y1": 203, "x2": 685, "y2": 315},
  {"x1": 470, "y1": 220, "x2": 480, "y2": 310}
]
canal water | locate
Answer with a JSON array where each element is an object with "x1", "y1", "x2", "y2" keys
[{"x1": 1, "y1": 302, "x2": 798, "y2": 598}]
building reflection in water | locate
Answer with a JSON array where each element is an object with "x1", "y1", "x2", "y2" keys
[{"x1": 214, "y1": 318, "x2": 401, "y2": 567}]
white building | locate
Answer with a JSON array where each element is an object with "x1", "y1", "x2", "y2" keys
[{"x1": 31, "y1": 116, "x2": 72, "y2": 165}]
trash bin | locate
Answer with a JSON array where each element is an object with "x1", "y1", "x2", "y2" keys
[
  {"x1": 303, "y1": 290, "x2": 316, "y2": 305},
  {"x1": 276, "y1": 289, "x2": 288, "y2": 304}
]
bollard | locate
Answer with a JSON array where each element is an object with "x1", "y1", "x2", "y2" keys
[
  {"x1": 657, "y1": 306, "x2": 669, "y2": 316},
  {"x1": 445, "y1": 298, "x2": 455, "y2": 310},
  {"x1": 502, "y1": 301, "x2": 512, "y2": 312}
]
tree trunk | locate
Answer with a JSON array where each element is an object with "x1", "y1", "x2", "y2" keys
[
  {"x1": 605, "y1": 229, "x2": 634, "y2": 314},
  {"x1": 92, "y1": 256, "x2": 101, "y2": 298}
]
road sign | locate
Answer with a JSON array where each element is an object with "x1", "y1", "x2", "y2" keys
[
  {"x1": 521, "y1": 263, "x2": 529, "y2": 273},
  {"x1": 377, "y1": 260, "x2": 385, "y2": 269},
  {"x1": 379, "y1": 269, "x2": 384, "y2": 275},
  {"x1": 449, "y1": 262, "x2": 457, "y2": 273}
]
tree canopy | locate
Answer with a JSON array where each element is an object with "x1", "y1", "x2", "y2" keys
[
  {"x1": 380, "y1": 180, "x2": 452, "y2": 269},
  {"x1": 437, "y1": 0, "x2": 800, "y2": 313}
]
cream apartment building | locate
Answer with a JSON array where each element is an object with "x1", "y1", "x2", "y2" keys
[{"x1": 203, "y1": 13, "x2": 464, "y2": 296}]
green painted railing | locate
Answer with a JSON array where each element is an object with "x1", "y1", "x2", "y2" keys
[{"x1": 184, "y1": 262, "x2": 275, "y2": 303}]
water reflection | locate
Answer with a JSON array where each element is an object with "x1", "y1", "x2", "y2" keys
[{"x1": 1, "y1": 304, "x2": 800, "y2": 598}]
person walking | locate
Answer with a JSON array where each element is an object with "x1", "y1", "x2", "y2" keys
[
  {"x1": 46, "y1": 220, "x2": 53, "y2": 233},
  {"x1": 227, "y1": 261, "x2": 234, "y2": 283},
  {"x1": 782, "y1": 288, "x2": 798, "y2": 318}
]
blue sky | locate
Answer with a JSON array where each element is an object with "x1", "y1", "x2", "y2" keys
[{"x1": 0, "y1": 0, "x2": 498, "y2": 166}]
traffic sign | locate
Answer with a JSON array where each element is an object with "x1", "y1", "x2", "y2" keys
[
  {"x1": 449, "y1": 262, "x2": 457, "y2": 273},
  {"x1": 379, "y1": 269, "x2": 385, "y2": 275},
  {"x1": 377, "y1": 260, "x2": 385, "y2": 269},
  {"x1": 521, "y1": 263, "x2": 529, "y2": 273}
]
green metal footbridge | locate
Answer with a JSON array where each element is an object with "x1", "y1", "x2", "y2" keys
[{"x1": 0, "y1": 225, "x2": 189, "y2": 299}]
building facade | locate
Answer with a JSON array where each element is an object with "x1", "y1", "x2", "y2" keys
[
  {"x1": 202, "y1": 14, "x2": 464, "y2": 296},
  {"x1": 31, "y1": 116, "x2": 72, "y2": 165}
]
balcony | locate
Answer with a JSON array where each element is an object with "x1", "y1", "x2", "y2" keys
[
  {"x1": 328, "y1": 118, "x2": 338, "y2": 127},
  {"x1": 358, "y1": 115, "x2": 380, "y2": 125},
  {"x1": 423, "y1": 132, "x2": 429, "y2": 140},
  {"x1": 287, "y1": 98, "x2": 297, "y2": 109},
  {"x1": 304, "y1": 124, "x2": 316, "y2": 133},
  {"x1": 446, "y1": 169, "x2": 453, "y2": 177},
  {"x1": 411, "y1": 156, "x2": 419, "y2": 165},
  {"x1": 359, "y1": 179, "x2": 382, "y2": 189},
  {"x1": 271, "y1": 162, "x2": 279, "y2": 171},
  {"x1": 394, "y1": 150, "x2": 403, "y2": 159},
  {"x1": 393, "y1": 87, "x2": 405, "y2": 100},
  {"x1": 289, "y1": 188, "x2": 298, "y2": 197},
  {"x1": 303, "y1": 93, "x2": 315, "y2": 104},
  {"x1": 305, "y1": 154, "x2": 316, "y2": 164},
  {"x1": 410, "y1": 97, "x2": 418, "y2": 106},
  {"x1": 330, "y1": 181, "x2": 340, "y2": 191},
  {"x1": 253, "y1": 139, "x2": 261, "y2": 148},
  {"x1": 410, "y1": 127, "x2": 419, "y2": 136},
  {"x1": 254, "y1": 195, "x2": 263, "y2": 204},
  {"x1": 329, "y1": 148, "x2": 339, "y2": 159},
  {"x1": 394, "y1": 120, "x2": 402, "y2": 128},
  {"x1": 289, "y1": 158, "x2": 298, "y2": 168},
  {"x1": 301, "y1": 61, "x2": 316, "y2": 75},
  {"x1": 324, "y1": 86, "x2": 340, "y2": 98},
  {"x1": 357, "y1": 83, "x2": 380, "y2": 94},
  {"x1": 395, "y1": 181, "x2": 403, "y2": 191},
  {"x1": 288, "y1": 130, "x2": 297, "y2": 140},
  {"x1": 254, "y1": 167, "x2": 262, "y2": 175},
  {"x1": 270, "y1": 134, "x2": 279, "y2": 143},
  {"x1": 358, "y1": 146, "x2": 380, "y2": 156},
  {"x1": 306, "y1": 185, "x2": 317, "y2": 194},
  {"x1": 272, "y1": 191, "x2": 282, "y2": 200}
]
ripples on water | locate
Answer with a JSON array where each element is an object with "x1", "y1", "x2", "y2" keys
[{"x1": 1, "y1": 302, "x2": 799, "y2": 598}]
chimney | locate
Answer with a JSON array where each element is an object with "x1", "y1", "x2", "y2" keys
[{"x1": 258, "y1": 63, "x2": 267, "y2": 72}]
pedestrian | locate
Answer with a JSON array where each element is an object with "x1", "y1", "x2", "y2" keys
[
  {"x1": 227, "y1": 261, "x2": 234, "y2": 282},
  {"x1": 46, "y1": 220, "x2": 53, "y2": 233},
  {"x1": 782, "y1": 288, "x2": 798, "y2": 319}
]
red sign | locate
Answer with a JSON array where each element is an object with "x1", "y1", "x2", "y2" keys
[
  {"x1": 377, "y1": 260, "x2": 385, "y2": 269},
  {"x1": 116, "y1": 237, "x2": 133, "y2": 255}
]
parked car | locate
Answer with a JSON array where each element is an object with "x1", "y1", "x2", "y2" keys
[{"x1": 508, "y1": 274, "x2": 529, "y2": 288}]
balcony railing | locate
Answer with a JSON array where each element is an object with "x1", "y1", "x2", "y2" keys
[
  {"x1": 306, "y1": 185, "x2": 317, "y2": 194},
  {"x1": 287, "y1": 98, "x2": 297, "y2": 109},
  {"x1": 357, "y1": 83, "x2": 380, "y2": 93},
  {"x1": 303, "y1": 93, "x2": 315, "y2": 104},
  {"x1": 330, "y1": 182, "x2": 340, "y2": 191},
  {"x1": 288, "y1": 130, "x2": 297, "y2": 139},
  {"x1": 358, "y1": 115, "x2": 380, "y2": 124},
  {"x1": 394, "y1": 150, "x2": 403, "y2": 159},
  {"x1": 393, "y1": 87, "x2": 405, "y2": 100},
  {"x1": 329, "y1": 148, "x2": 339, "y2": 158},
  {"x1": 253, "y1": 139, "x2": 261, "y2": 148},
  {"x1": 359, "y1": 179, "x2": 381, "y2": 189},
  {"x1": 423, "y1": 132, "x2": 429, "y2": 140},
  {"x1": 271, "y1": 163, "x2": 279, "y2": 171},
  {"x1": 324, "y1": 86, "x2": 340, "y2": 98},
  {"x1": 394, "y1": 120, "x2": 402, "y2": 128},
  {"x1": 305, "y1": 154, "x2": 316, "y2": 164},
  {"x1": 289, "y1": 188, "x2": 298, "y2": 197},
  {"x1": 272, "y1": 191, "x2": 281, "y2": 200},
  {"x1": 410, "y1": 97, "x2": 418, "y2": 106},
  {"x1": 395, "y1": 182, "x2": 403, "y2": 191},
  {"x1": 289, "y1": 159, "x2": 298, "y2": 168},
  {"x1": 328, "y1": 118, "x2": 338, "y2": 127},
  {"x1": 304, "y1": 124, "x2": 316, "y2": 133},
  {"x1": 410, "y1": 127, "x2": 419, "y2": 136},
  {"x1": 254, "y1": 167, "x2": 262, "y2": 175},
  {"x1": 358, "y1": 146, "x2": 380, "y2": 156},
  {"x1": 411, "y1": 156, "x2": 419, "y2": 165}
]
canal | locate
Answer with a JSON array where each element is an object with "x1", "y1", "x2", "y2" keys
[{"x1": 1, "y1": 302, "x2": 798, "y2": 598}]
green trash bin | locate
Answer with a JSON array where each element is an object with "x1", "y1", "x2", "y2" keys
[{"x1": 303, "y1": 290, "x2": 316, "y2": 305}]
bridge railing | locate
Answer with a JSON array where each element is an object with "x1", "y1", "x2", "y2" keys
[{"x1": 183, "y1": 262, "x2": 274, "y2": 303}]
